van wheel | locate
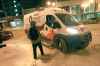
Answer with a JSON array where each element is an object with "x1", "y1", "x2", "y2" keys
[{"x1": 53, "y1": 37, "x2": 68, "y2": 53}]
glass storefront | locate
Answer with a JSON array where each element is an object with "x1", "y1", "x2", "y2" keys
[{"x1": 70, "y1": 2, "x2": 97, "y2": 23}]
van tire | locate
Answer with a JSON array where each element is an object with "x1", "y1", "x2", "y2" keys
[{"x1": 53, "y1": 36, "x2": 69, "y2": 53}]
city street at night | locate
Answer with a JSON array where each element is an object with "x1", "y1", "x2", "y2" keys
[
  {"x1": 0, "y1": 23, "x2": 100, "y2": 66},
  {"x1": 0, "y1": 0, "x2": 100, "y2": 66}
]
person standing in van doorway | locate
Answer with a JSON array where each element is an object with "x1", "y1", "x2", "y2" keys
[{"x1": 28, "y1": 21, "x2": 44, "y2": 59}]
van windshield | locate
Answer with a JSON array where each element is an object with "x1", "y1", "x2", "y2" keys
[{"x1": 55, "y1": 13, "x2": 79, "y2": 26}]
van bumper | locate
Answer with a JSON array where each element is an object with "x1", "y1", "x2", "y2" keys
[{"x1": 66, "y1": 31, "x2": 92, "y2": 51}]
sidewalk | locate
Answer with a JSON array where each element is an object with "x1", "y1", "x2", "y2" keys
[
  {"x1": 0, "y1": 30, "x2": 33, "y2": 66},
  {"x1": 1, "y1": 24, "x2": 100, "y2": 66},
  {"x1": 0, "y1": 29, "x2": 58, "y2": 66}
]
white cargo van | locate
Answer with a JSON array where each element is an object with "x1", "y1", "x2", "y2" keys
[{"x1": 24, "y1": 7, "x2": 92, "y2": 52}]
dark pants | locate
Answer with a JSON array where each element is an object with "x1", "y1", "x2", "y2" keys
[
  {"x1": 0, "y1": 39, "x2": 3, "y2": 44},
  {"x1": 0, "y1": 23, "x2": 3, "y2": 31},
  {"x1": 32, "y1": 41, "x2": 44, "y2": 59},
  {"x1": 0, "y1": 32, "x2": 3, "y2": 44}
]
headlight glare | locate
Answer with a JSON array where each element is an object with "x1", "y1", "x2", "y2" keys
[{"x1": 67, "y1": 28, "x2": 79, "y2": 35}]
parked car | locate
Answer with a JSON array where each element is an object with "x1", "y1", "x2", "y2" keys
[
  {"x1": 0, "y1": 31, "x2": 13, "y2": 41},
  {"x1": 10, "y1": 19, "x2": 23, "y2": 28}
]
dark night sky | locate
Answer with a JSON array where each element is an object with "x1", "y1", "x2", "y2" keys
[
  {"x1": 0, "y1": 0, "x2": 5, "y2": 18},
  {"x1": 20, "y1": 0, "x2": 45, "y2": 9},
  {"x1": 0, "y1": 0, "x2": 45, "y2": 9},
  {"x1": 0, "y1": 0, "x2": 44, "y2": 17},
  {"x1": 0, "y1": 0, "x2": 3, "y2": 10}
]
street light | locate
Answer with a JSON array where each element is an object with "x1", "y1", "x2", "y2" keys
[
  {"x1": 14, "y1": 5, "x2": 17, "y2": 7},
  {"x1": 14, "y1": 9, "x2": 18, "y2": 12},
  {"x1": 15, "y1": 13, "x2": 19, "y2": 16},
  {"x1": 13, "y1": 0, "x2": 16, "y2": 3},
  {"x1": 81, "y1": 2, "x2": 89, "y2": 9},
  {"x1": 81, "y1": 0, "x2": 95, "y2": 8},
  {"x1": 52, "y1": 2, "x2": 56, "y2": 6},
  {"x1": 46, "y1": 1, "x2": 51, "y2": 6},
  {"x1": 89, "y1": 0, "x2": 94, "y2": 3},
  {"x1": 46, "y1": 1, "x2": 56, "y2": 7}
]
